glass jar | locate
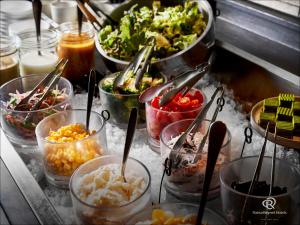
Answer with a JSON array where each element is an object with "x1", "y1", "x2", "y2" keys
[
  {"x1": 18, "y1": 29, "x2": 58, "y2": 77},
  {"x1": 57, "y1": 22, "x2": 95, "y2": 86},
  {"x1": 0, "y1": 36, "x2": 19, "y2": 86}
]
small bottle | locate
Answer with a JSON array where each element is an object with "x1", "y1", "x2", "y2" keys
[
  {"x1": 0, "y1": 36, "x2": 19, "y2": 86},
  {"x1": 18, "y1": 29, "x2": 58, "y2": 77},
  {"x1": 57, "y1": 22, "x2": 95, "y2": 86}
]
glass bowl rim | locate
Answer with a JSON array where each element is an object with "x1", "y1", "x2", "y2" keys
[
  {"x1": 219, "y1": 155, "x2": 300, "y2": 199},
  {"x1": 69, "y1": 155, "x2": 151, "y2": 210},
  {"x1": 35, "y1": 109, "x2": 106, "y2": 145},
  {"x1": 0, "y1": 74, "x2": 73, "y2": 113},
  {"x1": 160, "y1": 118, "x2": 232, "y2": 153},
  {"x1": 98, "y1": 71, "x2": 167, "y2": 97},
  {"x1": 126, "y1": 202, "x2": 227, "y2": 224}
]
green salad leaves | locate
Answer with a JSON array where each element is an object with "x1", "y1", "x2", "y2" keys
[{"x1": 99, "y1": 0, "x2": 206, "y2": 61}]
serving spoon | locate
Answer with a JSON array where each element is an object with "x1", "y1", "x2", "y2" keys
[
  {"x1": 196, "y1": 121, "x2": 227, "y2": 224},
  {"x1": 32, "y1": 0, "x2": 42, "y2": 56},
  {"x1": 121, "y1": 108, "x2": 138, "y2": 182},
  {"x1": 86, "y1": 70, "x2": 96, "y2": 131}
]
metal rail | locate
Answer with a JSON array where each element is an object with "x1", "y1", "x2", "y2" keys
[{"x1": 0, "y1": 131, "x2": 64, "y2": 225}]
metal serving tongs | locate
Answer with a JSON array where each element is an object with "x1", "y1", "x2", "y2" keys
[
  {"x1": 192, "y1": 88, "x2": 225, "y2": 163},
  {"x1": 113, "y1": 38, "x2": 155, "y2": 92},
  {"x1": 158, "y1": 62, "x2": 211, "y2": 107},
  {"x1": 240, "y1": 122, "x2": 272, "y2": 223},
  {"x1": 23, "y1": 59, "x2": 68, "y2": 122},
  {"x1": 169, "y1": 86, "x2": 224, "y2": 163},
  {"x1": 14, "y1": 58, "x2": 68, "y2": 111},
  {"x1": 139, "y1": 62, "x2": 210, "y2": 104},
  {"x1": 76, "y1": 0, "x2": 102, "y2": 31}
]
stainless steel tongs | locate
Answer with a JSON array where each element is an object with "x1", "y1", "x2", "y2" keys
[
  {"x1": 17, "y1": 59, "x2": 68, "y2": 122},
  {"x1": 158, "y1": 62, "x2": 210, "y2": 107},
  {"x1": 139, "y1": 62, "x2": 210, "y2": 104},
  {"x1": 113, "y1": 38, "x2": 155, "y2": 92},
  {"x1": 76, "y1": 0, "x2": 118, "y2": 31},
  {"x1": 14, "y1": 58, "x2": 68, "y2": 111},
  {"x1": 169, "y1": 86, "x2": 224, "y2": 163}
]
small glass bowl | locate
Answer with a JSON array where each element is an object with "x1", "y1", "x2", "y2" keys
[
  {"x1": 126, "y1": 203, "x2": 227, "y2": 225},
  {"x1": 160, "y1": 119, "x2": 231, "y2": 201},
  {"x1": 35, "y1": 109, "x2": 108, "y2": 188},
  {"x1": 220, "y1": 156, "x2": 300, "y2": 225},
  {"x1": 146, "y1": 88, "x2": 206, "y2": 153},
  {"x1": 69, "y1": 155, "x2": 152, "y2": 225},
  {"x1": 99, "y1": 72, "x2": 165, "y2": 129},
  {"x1": 0, "y1": 74, "x2": 73, "y2": 147}
]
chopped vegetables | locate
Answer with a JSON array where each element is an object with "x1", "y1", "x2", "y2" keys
[
  {"x1": 7, "y1": 86, "x2": 68, "y2": 110},
  {"x1": 101, "y1": 70, "x2": 164, "y2": 94},
  {"x1": 2, "y1": 86, "x2": 69, "y2": 141},
  {"x1": 99, "y1": 71, "x2": 164, "y2": 127},
  {"x1": 44, "y1": 123, "x2": 102, "y2": 177},
  {"x1": 46, "y1": 123, "x2": 94, "y2": 143},
  {"x1": 146, "y1": 90, "x2": 204, "y2": 141},
  {"x1": 99, "y1": 0, "x2": 206, "y2": 61}
]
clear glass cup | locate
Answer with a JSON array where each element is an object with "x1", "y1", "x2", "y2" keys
[
  {"x1": 57, "y1": 22, "x2": 95, "y2": 86},
  {"x1": 0, "y1": 74, "x2": 73, "y2": 147},
  {"x1": 146, "y1": 88, "x2": 206, "y2": 153},
  {"x1": 99, "y1": 72, "x2": 147, "y2": 129},
  {"x1": 126, "y1": 203, "x2": 227, "y2": 225},
  {"x1": 69, "y1": 155, "x2": 151, "y2": 225},
  {"x1": 220, "y1": 156, "x2": 300, "y2": 225},
  {"x1": 35, "y1": 109, "x2": 108, "y2": 188},
  {"x1": 0, "y1": 35, "x2": 19, "y2": 86},
  {"x1": 18, "y1": 29, "x2": 58, "y2": 77},
  {"x1": 160, "y1": 119, "x2": 231, "y2": 201}
]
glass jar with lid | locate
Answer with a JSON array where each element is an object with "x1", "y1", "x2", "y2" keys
[
  {"x1": 57, "y1": 22, "x2": 95, "y2": 86},
  {"x1": 18, "y1": 29, "x2": 59, "y2": 77},
  {"x1": 0, "y1": 36, "x2": 19, "y2": 86}
]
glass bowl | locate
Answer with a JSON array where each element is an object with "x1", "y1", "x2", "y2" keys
[
  {"x1": 35, "y1": 109, "x2": 108, "y2": 188},
  {"x1": 0, "y1": 74, "x2": 73, "y2": 147},
  {"x1": 160, "y1": 119, "x2": 231, "y2": 201},
  {"x1": 220, "y1": 156, "x2": 300, "y2": 225},
  {"x1": 126, "y1": 203, "x2": 227, "y2": 225},
  {"x1": 99, "y1": 72, "x2": 165, "y2": 129},
  {"x1": 146, "y1": 88, "x2": 206, "y2": 152},
  {"x1": 69, "y1": 155, "x2": 152, "y2": 225}
]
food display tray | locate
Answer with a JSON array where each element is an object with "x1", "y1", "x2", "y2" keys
[{"x1": 250, "y1": 96, "x2": 300, "y2": 150}]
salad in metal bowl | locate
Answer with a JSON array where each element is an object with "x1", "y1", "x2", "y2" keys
[{"x1": 99, "y1": 0, "x2": 207, "y2": 61}]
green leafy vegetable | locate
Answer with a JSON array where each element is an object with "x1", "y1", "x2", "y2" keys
[{"x1": 99, "y1": 0, "x2": 206, "y2": 61}]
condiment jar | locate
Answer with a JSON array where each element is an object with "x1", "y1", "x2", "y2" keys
[
  {"x1": 18, "y1": 29, "x2": 58, "y2": 77},
  {"x1": 57, "y1": 22, "x2": 95, "y2": 85},
  {"x1": 0, "y1": 36, "x2": 19, "y2": 86}
]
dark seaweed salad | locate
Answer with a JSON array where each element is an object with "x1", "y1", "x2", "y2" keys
[{"x1": 99, "y1": 0, "x2": 206, "y2": 61}]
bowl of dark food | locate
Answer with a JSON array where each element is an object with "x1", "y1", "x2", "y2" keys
[
  {"x1": 96, "y1": 0, "x2": 214, "y2": 77},
  {"x1": 126, "y1": 203, "x2": 227, "y2": 225},
  {"x1": 0, "y1": 74, "x2": 73, "y2": 147},
  {"x1": 99, "y1": 70, "x2": 165, "y2": 128},
  {"x1": 220, "y1": 156, "x2": 300, "y2": 225}
]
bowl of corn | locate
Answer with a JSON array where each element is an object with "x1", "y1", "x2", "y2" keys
[{"x1": 35, "y1": 109, "x2": 109, "y2": 188}]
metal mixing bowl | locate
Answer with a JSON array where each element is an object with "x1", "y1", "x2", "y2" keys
[{"x1": 95, "y1": 0, "x2": 214, "y2": 78}]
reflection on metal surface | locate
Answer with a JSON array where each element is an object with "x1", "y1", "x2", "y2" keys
[{"x1": 1, "y1": 130, "x2": 64, "y2": 225}]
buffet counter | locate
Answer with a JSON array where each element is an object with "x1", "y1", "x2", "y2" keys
[{"x1": 1, "y1": 47, "x2": 299, "y2": 224}]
